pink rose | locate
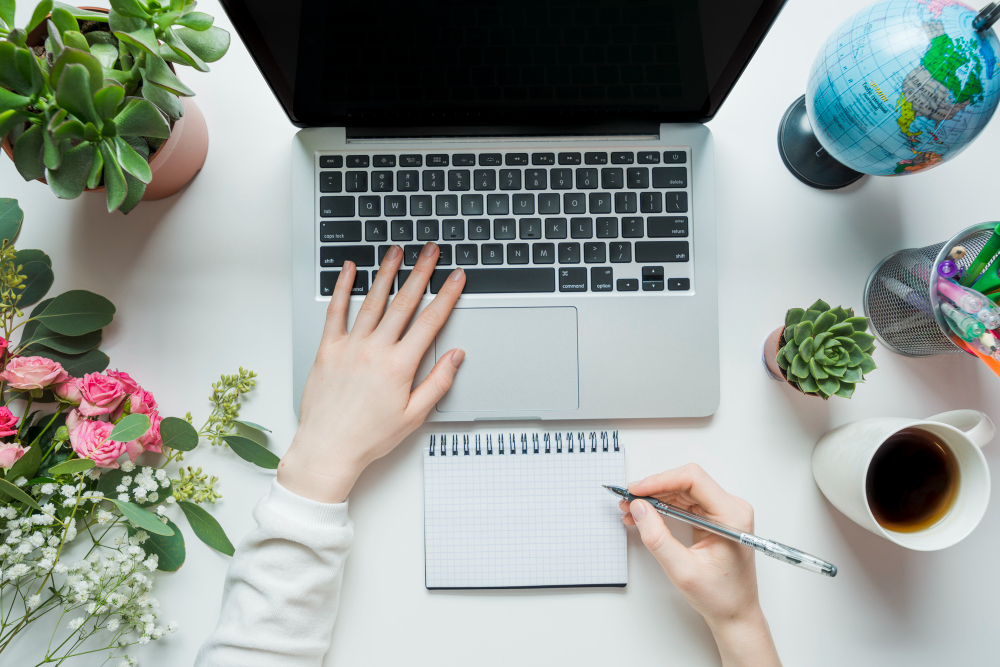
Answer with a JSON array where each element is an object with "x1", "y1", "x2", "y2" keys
[
  {"x1": 0, "y1": 443, "x2": 27, "y2": 469},
  {"x1": 78, "y1": 373, "x2": 126, "y2": 417},
  {"x1": 70, "y1": 420, "x2": 125, "y2": 469},
  {"x1": 65, "y1": 408, "x2": 84, "y2": 437},
  {"x1": 0, "y1": 356, "x2": 68, "y2": 390},
  {"x1": 54, "y1": 378, "x2": 83, "y2": 404},
  {"x1": 128, "y1": 388, "x2": 157, "y2": 415},
  {"x1": 125, "y1": 410, "x2": 162, "y2": 462},
  {"x1": 0, "y1": 337, "x2": 8, "y2": 356},
  {"x1": 0, "y1": 407, "x2": 18, "y2": 439},
  {"x1": 107, "y1": 370, "x2": 140, "y2": 394}
]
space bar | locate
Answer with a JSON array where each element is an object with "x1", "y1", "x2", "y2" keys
[{"x1": 429, "y1": 268, "x2": 556, "y2": 294}]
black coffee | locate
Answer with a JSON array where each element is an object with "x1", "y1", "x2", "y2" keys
[{"x1": 866, "y1": 428, "x2": 960, "y2": 533}]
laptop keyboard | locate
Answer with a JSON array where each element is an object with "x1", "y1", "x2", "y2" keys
[{"x1": 315, "y1": 149, "x2": 692, "y2": 296}]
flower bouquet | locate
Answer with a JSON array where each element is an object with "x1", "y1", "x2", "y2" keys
[{"x1": 0, "y1": 199, "x2": 277, "y2": 665}]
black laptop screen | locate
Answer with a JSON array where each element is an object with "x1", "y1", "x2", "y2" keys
[{"x1": 221, "y1": 0, "x2": 785, "y2": 128}]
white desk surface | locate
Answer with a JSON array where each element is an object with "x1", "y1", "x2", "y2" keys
[{"x1": 4, "y1": 0, "x2": 999, "y2": 664}]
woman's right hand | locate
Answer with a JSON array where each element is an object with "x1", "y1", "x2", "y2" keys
[{"x1": 621, "y1": 464, "x2": 781, "y2": 667}]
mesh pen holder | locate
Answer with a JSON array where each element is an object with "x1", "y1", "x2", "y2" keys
[{"x1": 864, "y1": 222, "x2": 998, "y2": 357}]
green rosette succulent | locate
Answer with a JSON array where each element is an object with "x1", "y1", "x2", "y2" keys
[{"x1": 775, "y1": 299, "x2": 877, "y2": 399}]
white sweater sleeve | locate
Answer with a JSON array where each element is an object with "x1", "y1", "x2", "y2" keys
[{"x1": 195, "y1": 479, "x2": 354, "y2": 667}]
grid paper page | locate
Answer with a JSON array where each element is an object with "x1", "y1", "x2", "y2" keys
[{"x1": 423, "y1": 432, "x2": 627, "y2": 589}]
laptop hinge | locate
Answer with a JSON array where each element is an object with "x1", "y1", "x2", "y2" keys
[{"x1": 345, "y1": 121, "x2": 660, "y2": 141}]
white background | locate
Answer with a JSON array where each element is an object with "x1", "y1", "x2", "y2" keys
[{"x1": 5, "y1": 0, "x2": 1000, "y2": 664}]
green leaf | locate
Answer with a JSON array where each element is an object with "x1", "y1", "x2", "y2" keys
[
  {"x1": 28, "y1": 347, "x2": 109, "y2": 375},
  {"x1": 790, "y1": 353, "x2": 809, "y2": 379},
  {"x1": 118, "y1": 169, "x2": 146, "y2": 215},
  {"x1": 41, "y1": 121, "x2": 63, "y2": 170},
  {"x1": 0, "y1": 478, "x2": 41, "y2": 509},
  {"x1": 114, "y1": 135, "x2": 152, "y2": 183},
  {"x1": 812, "y1": 331, "x2": 832, "y2": 349},
  {"x1": 160, "y1": 416, "x2": 199, "y2": 451},
  {"x1": 845, "y1": 316, "x2": 869, "y2": 333},
  {"x1": 108, "y1": 498, "x2": 174, "y2": 536},
  {"x1": 54, "y1": 63, "x2": 99, "y2": 124},
  {"x1": 33, "y1": 289, "x2": 115, "y2": 335},
  {"x1": 784, "y1": 308, "x2": 804, "y2": 328},
  {"x1": 87, "y1": 146, "x2": 104, "y2": 189},
  {"x1": 27, "y1": 477, "x2": 58, "y2": 486},
  {"x1": 781, "y1": 338, "x2": 798, "y2": 362},
  {"x1": 51, "y1": 48, "x2": 104, "y2": 97},
  {"x1": 834, "y1": 382, "x2": 856, "y2": 399},
  {"x1": 842, "y1": 366, "x2": 863, "y2": 383},
  {"x1": 0, "y1": 0, "x2": 14, "y2": 28},
  {"x1": 816, "y1": 375, "x2": 840, "y2": 397},
  {"x1": 93, "y1": 85, "x2": 125, "y2": 122},
  {"x1": 850, "y1": 331, "x2": 876, "y2": 352},
  {"x1": 776, "y1": 351, "x2": 788, "y2": 371},
  {"x1": 47, "y1": 458, "x2": 96, "y2": 475},
  {"x1": 222, "y1": 434, "x2": 280, "y2": 469},
  {"x1": 812, "y1": 311, "x2": 835, "y2": 335},
  {"x1": 828, "y1": 322, "x2": 854, "y2": 337},
  {"x1": 141, "y1": 519, "x2": 186, "y2": 571},
  {"x1": 179, "y1": 500, "x2": 234, "y2": 556},
  {"x1": 5, "y1": 443, "x2": 42, "y2": 483},
  {"x1": 13, "y1": 123, "x2": 45, "y2": 181},
  {"x1": 0, "y1": 43, "x2": 29, "y2": 92},
  {"x1": 108, "y1": 413, "x2": 150, "y2": 442},
  {"x1": 793, "y1": 320, "x2": 813, "y2": 345},
  {"x1": 799, "y1": 337, "x2": 814, "y2": 362},
  {"x1": 114, "y1": 97, "x2": 170, "y2": 139},
  {"x1": 846, "y1": 343, "x2": 864, "y2": 365},
  {"x1": 26, "y1": 325, "x2": 100, "y2": 354},
  {"x1": 175, "y1": 25, "x2": 229, "y2": 63},
  {"x1": 807, "y1": 299, "x2": 830, "y2": 312},
  {"x1": 0, "y1": 110, "x2": 30, "y2": 143},
  {"x1": 808, "y1": 358, "x2": 828, "y2": 379},
  {"x1": 161, "y1": 28, "x2": 207, "y2": 71},
  {"x1": 86, "y1": 29, "x2": 119, "y2": 46},
  {"x1": 798, "y1": 375, "x2": 819, "y2": 393},
  {"x1": 90, "y1": 42, "x2": 120, "y2": 70},
  {"x1": 53, "y1": 2, "x2": 109, "y2": 21},
  {"x1": 141, "y1": 76, "x2": 185, "y2": 120},
  {"x1": 99, "y1": 141, "x2": 128, "y2": 212},
  {"x1": 176, "y1": 11, "x2": 214, "y2": 30},
  {"x1": 27, "y1": 0, "x2": 54, "y2": 32},
  {"x1": 51, "y1": 7, "x2": 81, "y2": 36},
  {"x1": 114, "y1": 25, "x2": 159, "y2": 56},
  {"x1": 0, "y1": 198, "x2": 24, "y2": 245},
  {"x1": 110, "y1": 0, "x2": 150, "y2": 19},
  {"x1": 831, "y1": 306, "x2": 851, "y2": 323},
  {"x1": 0, "y1": 87, "x2": 31, "y2": 115},
  {"x1": 859, "y1": 355, "x2": 877, "y2": 374},
  {"x1": 47, "y1": 140, "x2": 97, "y2": 200},
  {"x1": 62, "y1": 30, "x2": 91, "y2": 52},
  {"x1": 802, "y1": 309, "x2": 822, "y2": 323},
  {"x1": 18, "y1": 260, "x2": 55, "y2": 307},
  {"x1": 825, "y1": 364, "x2": 846, "y2": 377},
  {"x1": 235, "y1": 420, "x2": 271, "y2": 434},
  {"x1": 140, "y1": 51, "x2": 195, "y2": 96},
  {"x1": 52, "y1": 118, "x2": 86, "y2": 142},
  {"x1": 99, "y1": 466, "x2": 171, "y2": 507}
]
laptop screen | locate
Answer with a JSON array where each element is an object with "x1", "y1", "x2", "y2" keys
[{"x1": 220, "y1": 0, "x2": 786, "y2": 128}]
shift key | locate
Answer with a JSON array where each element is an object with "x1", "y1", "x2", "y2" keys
[{"x1": 635, "y1": 241, "x2": 689, "y2": 262}]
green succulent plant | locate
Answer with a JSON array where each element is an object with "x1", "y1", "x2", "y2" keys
[
  {"x1": 0, "y1": 0, "x2": 229, "y2": 213},
  {"x1": 775, "y1": 299, "x2": 877, "y2": 399}
]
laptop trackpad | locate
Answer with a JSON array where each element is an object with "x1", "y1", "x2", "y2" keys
[{"x1": 434, "y1": 307, "x2": 579, "y2": 413}]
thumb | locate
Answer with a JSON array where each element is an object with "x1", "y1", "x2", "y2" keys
[
  {"x1": 405, "y1": 349, "x2": 466, "y2": 421},
  {"x1": 630, "y1": 499, "x2": 691, "y2": 575}
]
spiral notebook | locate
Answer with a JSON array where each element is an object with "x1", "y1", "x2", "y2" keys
[{"x1": 423, "y1": 430, "x2": 627, "y2": 589}]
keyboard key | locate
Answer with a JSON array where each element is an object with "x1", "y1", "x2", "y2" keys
[
  {"x1": 320, "y1": 171, "x2": 342, "y2": 193},
  {"x1": 321, "y1": 270, "x2": 368, "y2": 296},
  {"x1": 627, "y1": 167, "x2": 649, "y2": 189},
  {"x1": 423, "y1": 170, "x2": 444, "y2": 191},
  {"x1": 443, "y1": 219, "x2": 464, "y2": 240},
  {"x1": 525, "y1": 169, "x2": 547, "y2": 190},
  {"x1": 377, "y1": 245, "x2": 392, "y2": 263},
  {"x1": 648, "y1": 216, "x2": 689, "y2": 237},
  {"x1": 400, "y1": 154, "x2": 422, "y2": 167},
  {"x1": 384, "y1": 195, "x2": 406, "y2": 216},
  {"x1": 614, "y1": 192, "x2": 637, "y2": 213},
  {"x1": 576, "y1": 168, "x2": 598, "y2": 189},
  {"x1": 372, "y1": 171, "x2": 393, "y2": 193},
  {"x1": 585, "y1": 152, "x2": 608, "y2": 165},
  {"x1": 589, "y1": 192, "x2": 612, "y2": 214},
  {"x1": 345, "y1": 171, "x2": 368, "y2": 192},
  {"x1": 533, "y1": 243, "x2": 556, "y2": 264},
  {"x1": 558, "y1": 152, "x2": 582, "y2": 165},
  {"x1": 448, "y1": 170, "x2": 470, "y2": 191},
  {"x1": 642, "y1": 279, "x2": 664, "y2": 291},
  {"x1": 668, "y1": 278, "x2": 691, "y2": 291},
  {"x1": 320, "y1": 220, "x2": 362, "y2": 242},
  {"x1": 487, "y1": 194, "x2": 509, "y2": 215},
  {"x1": 479, "y1": 153, "x2": 502, "y2": 166},
  {"x1": 611, "y1": 152, "x2": 634, "y2": 164},
  {"x1": 584, "y1": 242, "x2": 606, "y2": 263},
  {"x1": 319, "y1": 155, "x2": 343, "y2": 168},
  {"x1": 417, "y1": 219, "x2": 439, "y2": 241},
  {"x1": 545, "y1": 218, "x2": 568, "y2": 239},
  {"x1": 558, "y1": 242, "x2": 581, "y2": 264},
  {"x1": 365, "y1": 220, "x2": 387, "y2": 242},
  {"x1": 617, "y1": 278, "x2": 638, "y2": 291},
  {"x1": 391, "y1": 220, "x2": 413, "y2": 241},
  {"x1": 410, "y1": 195, "x2": 432, "y2": 216},
  {"x1": 461, "y1": 194, "x2": 484, "y2": 215},
  {"x1": 456, "y1": 244, "x2": 478, "y2": 265},
  {"x1": 652, "y1": 167, "x2": 687, "y2": 188},
  {"x1": 550, "y1": 168, "x2": 573, "y2": 189},
  {"x1": 482, "y1": 244, "x2": 504, "y2": 265},
  {"x1": 610, "y1": 242, "x2": 632, "y2": 263},
  {"x1": 601, "y1": 168, "x2": 624, "y2": 189},
  {"x1": 591, "y1": 267, "x2": 613, "y2": 291},
  {"x1": 597, "y1": 217, "x2": 618, "y2": 238},
  {"x1": 666, "y1": 192, "x2": 688, "y2": 213},
  {"x1": 403, "y1": 245, "x2": 422, "y2": 266},
  {"x1": 358, "y1": 196, "x2": 381, "y2": 217},
  {"x1": 436, "y1": 244, "x2": 453, "y2": 266},
  {"x1": 637, "y1": 151, "x2": 660, "y2": 164},
  {"x1": 538, "y1": 193, "x2": 560, "y2": 214},
  {"x1": 505, "y1": 153, "x2": 529, "y2": 166},
  {"x1": 519, "y1": 218, "x2": 542, "y2": 239},
  {"x1": 663, "y1": 150, "x2": 687, "y2": 164},
  {"x1": 571, "y1": 217, "x2": 593, "y2": 239},
  {"x1": 469, "y1": 219, "x2": 490, "y2": 240},
  {"x1": 507, "y1": 243, "x2": 530, "y2": 264},
  {"x1": 622, "y1": 217, "x2": 643, "y2": 237},
  {"x1": 397, "y1": 171, "x2": 419, "y2": 191},
  {"x1": 427, "y1": 154, "x2": 449, "y2": 167},
  {"x1": 494, "y1": 219, "x2": 516, "y2": 240},
  {"x1": 512, "y1": 193, "x2": 535, "y2": 215},
  {"x1": 635, "y1": 241, "x2": 689, "y2": 262},
  {"x1": 346, "y1": 155, "x2": 369, "y2": 168},
  {"x1": 435, "y1": 195, "x2": 458, "y2": 216},
  {"x1": 640, "y1": 191, "x2": 663, "y2": 213},
  {"x1": 564, "y1": 193, "x2": 586, "y2": 214},
  {"x1": 373, "y1": 154, "x2": 396, "y2": 167},
  {"x1": 499, "y1": 169, "x2": 522, "y2": 190},
  {"x1": 474, "y1": 169, "x2": 497, "y2": 191},
  {"x1": 559, "y1": 267, "x2": 587, "y2": 292},
  {"x1": 642, "y1": 266, "x2": 664, "y2": 280},
  {"x1": 429, "y1": 268, "x2": 556, "y2": 294},
  {"x1": 453, "y1": 154, "x2": 476, "y2": 166},
  {"x1": 320, "y1": 245, "x2": 375, "y2": 267},
  {"x1": 532, "y1": 153, "x2": 555, "y2": 165}
]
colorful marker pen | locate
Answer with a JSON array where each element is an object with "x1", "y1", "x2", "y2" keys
[
  {"x1": 941, "y1": 302, "x2": 986, "y2": 340},
  {"x1": 937, "y1": 260, "x2": 959, "y2": 279},
  {"x1": 938, "y1": 279, "x2": 985, "y2": 313},
  {"x1": 975, "y1": 307, "x2": 1000, "y2": 330}
]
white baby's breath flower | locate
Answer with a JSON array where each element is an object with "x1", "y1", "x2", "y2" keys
[
  {"x1": 167, "y1": 621, "x2": 178, "y2": 632},
  {"x1": 60, "y1": 485, "x2": 76, "y2": 497},
  {"x1": 68, "y1": 617, "x2": 84, "y2": 630},
  {"x1": 121, "y1": 461, "x2": 135, "y2": 473},
  {"x1": 117, "y1": 493, "x2": 130, "y2": 502},
  {"x1": 107, "y1": 618, "x2": 120, "y2": 632},
  {"x1": 116, "y1": 485, "x2": 128, "y2": 493},
  {"x1": 28, "y1": 533, "x2": 44, "y2": 548},
  {"x1": 53, "y1": 563, "x2": 67, "y2": 574},
  {"x1": 121, "y1": 476, "x2": 133, "y2": 486},
  {"x1": 143, "y1": 556, "x2": 158, "y2": 571},
  {"x1": 62, "y1": 498, "x2": 78, "y2": 508},
  {"x1": 147, "y1": 492, "x2": 158, "y2": 503},
  {"x1": 97, "y1": 510, "x2": 115, "y2": 525},
  {"x1": 155, "y1": 506, "x2": 167, "y2": 516},
  {"x1": 40, "y1": 483, "x2": 55, "y2": 495},
  {"x1": 13, "y1": 476, "x2": 27, "y2": 487},
  {"x1": 155, "y1": 469, "x2": 167, "y2": 482},
  {"x1": 165, "y1": 496, "x2": 176, "y2": 505},
  {"x1": 25, "y1": 594, "x2": 41, "y2": 611}
]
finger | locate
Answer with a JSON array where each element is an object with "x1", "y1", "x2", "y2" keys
[
  {"x1": 351, "y1": 245, "x2": 403, "y2": 337},
  {"x1": 321, "y1": 261, "x2": 356, "y2": 344},
  {"x1": 375, "y1": 242, "x2": 439, "y2": 342},
  {"x1": 630, "y1": 499, "x2": 692, "y2": 576},
  {"x1": 404, "y1": 348, "x2": 466, "y2": 422},
  {"x1": 398, "y1": 267, "x2": 466, "y2": 359},
  {"x1": 629, "y1": 464, "x2": 740, "y2": 520}
]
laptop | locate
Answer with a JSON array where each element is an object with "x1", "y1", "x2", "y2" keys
[{"x1": 221, "y1": 0, "x2": 786, "y2": 420}]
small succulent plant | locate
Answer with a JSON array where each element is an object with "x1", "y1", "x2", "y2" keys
[
  {"x1": 0, "y1": 0, "x2": 229, "y2": 213},
  {"x1": 775, "y1": 299, "x2": 877, "y2": 399}
]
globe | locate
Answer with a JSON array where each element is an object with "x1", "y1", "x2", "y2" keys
[{"x1": 779, "y1": 0, "x2": 1000, "y2": 188}]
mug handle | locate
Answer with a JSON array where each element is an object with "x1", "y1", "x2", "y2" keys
[{"x1": 926, "y1": 410, "x2": 996, "y2": 448}]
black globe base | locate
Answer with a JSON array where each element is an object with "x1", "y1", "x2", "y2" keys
[{"x1": 777, "y1": 95, "x2": 864, "y2": 190}]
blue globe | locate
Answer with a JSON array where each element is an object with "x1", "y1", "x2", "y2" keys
[{"x1": 806, "y1": 0, "x2": 1000, "y2": 176}]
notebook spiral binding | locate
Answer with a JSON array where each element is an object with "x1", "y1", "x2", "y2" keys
[{"x1": 429, "y1": 431, "x2": 619, "y2": 456}]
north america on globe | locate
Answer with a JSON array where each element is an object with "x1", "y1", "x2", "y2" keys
[{"x1": 806, "y1": 0, "x2": 1000, "y2": 177}]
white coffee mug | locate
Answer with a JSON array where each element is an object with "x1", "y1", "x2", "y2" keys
[{"x1": 812, "y1": 410, "x2": 993, "y2": 551}]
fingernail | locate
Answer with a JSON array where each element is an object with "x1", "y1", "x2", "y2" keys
[
  {"x1": 421, "y1": 242, "x2": 437, "y2": 257},
  {"x1": 627, "y1": 480, "x2": 640, "y2": 489},
  {"x1": 343, "y1": 260, "x2": 355, "y2": 270},
  {"x1": 630, "y1": 500, "x2": 646, "y2": 520},
  {"x1": 449, "y1": 267, "x2": 465, "y2": 281},
  {"x1": 387, "y1": 245, "x2": 401, "y2": 259},
  {"x1": 450, "y1": 349, "x2": 466, "y2": 368}
]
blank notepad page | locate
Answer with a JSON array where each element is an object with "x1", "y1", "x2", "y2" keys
[{"x1": 423, "y1": 431, "x2": 627, "y2": 589}]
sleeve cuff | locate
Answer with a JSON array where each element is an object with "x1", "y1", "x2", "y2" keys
[{"x1": 267, "y1": 478, "x2": 351, "y2": 527}]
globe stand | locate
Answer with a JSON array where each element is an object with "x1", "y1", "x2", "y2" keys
[{"x1": 777, "y1": 95, "x2": 864, "y2": 190}]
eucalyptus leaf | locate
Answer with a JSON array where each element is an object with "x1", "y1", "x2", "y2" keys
[
  {"x1": 5, "y1": 442, "x2": 42, "y2": 482},
  {"x1": 0, "y1": 478, "x2": 41, "y2": 509},
  {"x1": 108, "y1": 498, "x2": 174, "y2": 536},
  {"x1": 29, "y1": 348, "x2": 109, "y2": 376},
  {"x1": 47, "y1": 458, "x2": 96, "y2": 476},
  {"x1": 179, "y1": 501, "x2": 234, "y2": 556},
  {"x1": 108, "y1": 413, "x2": 150, "y2": 443},
  {"x1": 25, "y1": 324, "x2": 101, "y2": 354},
  {"x1": 235, "y1": 420, "x2": 271, "y2": 434},
  {"x1": 222, "y1": 434, "x2": 280, "y2": 469},
  {"x1": 0, "y1": 198, "x2": 23, "y2": 245},
  {"x1": 17, "y1": 260, "x2": 55, "y2": 307},
  {"x1": 160, "y1": 416, "x2": 199, "y2": 451},
  {"x1": 33, "y1": 289, "x2": 115, "y2": 336},
  {"x1": 139, "y1": 519, "x2": 186, "y2": 571}
]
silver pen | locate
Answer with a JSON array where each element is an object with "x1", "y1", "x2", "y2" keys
[{"x1": 604, "y1": 485, "x2": 837, "y2": 577}]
